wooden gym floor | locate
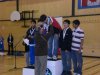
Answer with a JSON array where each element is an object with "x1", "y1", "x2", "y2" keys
[{"x1": 0, "y1": 55, "x2": 100, "y2": 75}]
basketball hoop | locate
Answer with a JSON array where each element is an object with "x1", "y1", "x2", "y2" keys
[{"x1": 10, "y1": 11, "x2": 20, "y2": 21}]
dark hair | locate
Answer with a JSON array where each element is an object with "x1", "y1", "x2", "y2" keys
[
  {"x1": 31, "y1": 18, "x2": 36, "y2": 24},
  {"x1": 39, "y1": 14, "x2": 47, "y2": 22},
  {"x1": 73, "y1": 20, "x2": 80, "y2": 26},
  {"x1": 63, "y1": 19, "x2": 70, "y2": 24}
]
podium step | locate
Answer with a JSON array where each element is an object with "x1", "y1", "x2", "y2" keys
[
  {"x1": 46, "y1": 59, "x2": 63, "y2": 75},
  {"x1": 23, "y1": 66, "x2": 35, "y2": 75}
]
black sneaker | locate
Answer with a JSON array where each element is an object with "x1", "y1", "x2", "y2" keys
[
  {"x1": 66, "y1": 71, "x2": 72, "y2": 75},
  {"x1": 61, "y1": 70, "x2": 67, "y2": 75}
]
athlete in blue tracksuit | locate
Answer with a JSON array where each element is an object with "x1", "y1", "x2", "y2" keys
[
  {"x1": 26, "y1": 19, "x2": 36, "y2": 66},
  {"x1": 0, "y1": 35, "x2": 4, "y2": 53}
]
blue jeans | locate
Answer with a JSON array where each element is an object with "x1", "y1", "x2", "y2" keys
[
  {"x1": 71, "y1": 50, "x2": 83, "y2": 75},
  {"x1": 25, "y1": 51, "x2": 30, "y2": 66},
  {"x1": 61, "y1": 50, "x2": 72, "y2": 72},
  {"x1": 29, "y1": 44, "x2": 35, "y2": 65},
  {"x1": 48, "y1": 34, "x2": 59, "y2": 57}
]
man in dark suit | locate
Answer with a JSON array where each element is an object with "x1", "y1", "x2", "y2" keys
[
  {"x1": 59, "y1": 19, "x2": 72, "y2": 75},
  {"x1": 7, "y1": 33, "x2": 14, "y2": 55}
]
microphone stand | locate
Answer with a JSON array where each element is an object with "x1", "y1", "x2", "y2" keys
[{"x1": 9, "y1": 37, "x2": 23, "y2": 71}]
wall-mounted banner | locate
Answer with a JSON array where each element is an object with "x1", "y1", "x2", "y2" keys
[
  {"x1": 0, "y1": 0, "x2": 14, "y2": 2},
  {"x1": 78, "y1": 0, "x2": 100, "y2": 9}
]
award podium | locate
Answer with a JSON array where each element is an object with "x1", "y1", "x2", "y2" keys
[
  {"x1": 46, "y1": 59, "x2": 63, "y2": 75},
  {"x1": 23, "y1": 59, "x2": 63, "y2": 75},
  {"x1": 23, "y1": 66, "x2": 35, "y2": 75}
]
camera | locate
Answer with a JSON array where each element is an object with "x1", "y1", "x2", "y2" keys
[{"x1": 40, "y1": 25, "x2": 43, "y2": 28}]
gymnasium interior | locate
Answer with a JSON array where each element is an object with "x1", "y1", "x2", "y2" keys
[{"x1": 0, "y1": 0, "x2": 100, "y2": 75}]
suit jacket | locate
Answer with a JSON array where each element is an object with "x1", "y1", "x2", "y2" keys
[
  {"x1": 59, "y1": 28, "x2": 72, "y2": 51},
  {"x1": 26, "y1": 27, "x2": 36, "y2": 44},
  {"x1": 7, "y1": 35, "x2": 14, "y2": 45},
  {"x1": 34, "y1": 25, "x2": 54, "y2": 56}
]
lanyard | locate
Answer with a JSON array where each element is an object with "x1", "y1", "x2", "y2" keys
[{"x1": 30, "y1": 28, "x2": 35, "y2": 35}]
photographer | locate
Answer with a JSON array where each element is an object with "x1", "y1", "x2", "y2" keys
[{"x1": 34, "y1": 21, "x2": 53, "y2": 75}]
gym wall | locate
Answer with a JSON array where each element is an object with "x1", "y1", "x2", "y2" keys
[{"x1": 0, "y1": 0, "x2": 100, "y2": 57}]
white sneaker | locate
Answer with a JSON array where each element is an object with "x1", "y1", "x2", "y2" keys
[
  {"x1": 77, "y1": 73, "x2": 81, "y2": 75},
  {"x1": 73, "y1": 73, "x2": 77, "y2": 75},
  {"x1": 53, "y1": 56, "x2": 57, "y2": 60},
  {"x1": 47, "y1": 56, "x2": 52, "y2": 59}
]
